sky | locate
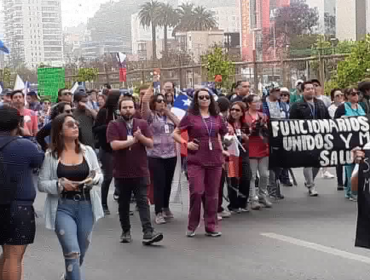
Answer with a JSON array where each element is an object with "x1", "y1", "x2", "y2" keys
[{"x1": 61, "y1": 0, "x2": 110, "y2": 28}]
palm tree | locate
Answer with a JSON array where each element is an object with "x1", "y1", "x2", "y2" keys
[
  {"x1": 191, "y1": 6, "x2": 217, "y2": 31},
  {"x1": 157, "y1": 3, "x2": 179, "y2": 59},
  {"x1": 175, "y1": 4, "x2": 217, "y2": 32},
  {"x1": 139, "y1": 0, "x2": 161, "y2": 61},
  {"x1": 174, "y1": 3, "x2": 195, "y2": 33}
]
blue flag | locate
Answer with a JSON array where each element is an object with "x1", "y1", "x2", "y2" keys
[
  {"x1": 0, "y1": 40, "x2": 9, "y2": 54},
  {"x1": 171, "y1": 93, "x2": 192, "y2": 120}
]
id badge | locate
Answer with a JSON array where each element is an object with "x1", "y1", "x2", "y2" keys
[
  {"x1": 236, "y1": 129, "x2": 242, "y2": 136},
  {"x1": 209, "y1": 140, "x2": 213, "y2": 151},
  {"x1": 164, "y1": 124, "x2": 170, "y2": 134}
]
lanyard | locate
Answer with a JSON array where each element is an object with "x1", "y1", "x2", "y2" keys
[
  {"x1": 125, "y1": 120, "x2": 134, "y2": 136},
  {"x1": 201, "y1": 116, "x2": 213, "y2": 137},
  {"x1": 308, "y1": 103, "x2": 315, "y2": 118}
]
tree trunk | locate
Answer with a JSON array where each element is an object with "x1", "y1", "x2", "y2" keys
[
  {"x1": 164, "y1": 24, "x2": 168, "y2": 61},
  {"x1": 152, "y1": 23, "x2": 157, "y2": 61}
]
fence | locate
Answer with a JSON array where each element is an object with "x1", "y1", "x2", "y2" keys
[{"x1": 64, "y1": 54, "x2": 349, "y2": 93}]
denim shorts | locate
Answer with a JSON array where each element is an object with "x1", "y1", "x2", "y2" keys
[{"x1": 0, "y1": 203, "x2": 36, "y2": 245}]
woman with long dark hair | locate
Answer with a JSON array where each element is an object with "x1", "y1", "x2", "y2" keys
[
  {"x1": 226, "y1": 101, "x2": 251, "y2": 212},
  {"x1": 173, "y1": 88, "x2": 228, "y2": 237},
  {"x1": 36, "y1": 102, "x2": 72, "y2": 152},
  {"x1": 142, "y1": 89, "x2": 179, "y2": 224},
  {"x1": 93, "y1": 90, "x2": 121, "y2": 214},
  {"x1": 38, "y1": 113, "x2": 103, "y2": 280}
]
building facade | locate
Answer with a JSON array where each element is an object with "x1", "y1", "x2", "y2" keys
[
  {"x1": 80, "y1": 40, "x2": 131, "y2": 60},
  {"x1": 336, "y1": 0, "x2": 369, "y2": 41},
  {"x1": 3, "y1": 0, "x2": 63, "y2": 68},
  {"x1": 210, "y1": 6, "x2": 241, "y2": 33}
]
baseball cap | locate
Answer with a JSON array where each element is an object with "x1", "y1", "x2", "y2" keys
[
  {"x1": 28, "y1": 91, "x2": 40, "y2": 100},
  {"x1": 295, "y1": 79, "x2": 304, "y2": 87}
]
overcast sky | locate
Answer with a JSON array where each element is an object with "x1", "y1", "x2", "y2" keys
[{"x1": 61, "y1": 0, "x2": 109, "y2": 28}]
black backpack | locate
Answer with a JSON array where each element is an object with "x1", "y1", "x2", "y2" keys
[{"x1": 0, "y1": 137, "x2": 19, "y2": 205}]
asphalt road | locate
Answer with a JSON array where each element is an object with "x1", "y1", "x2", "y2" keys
[{"x1": 22, "y1": 168, "x2": 370, "y2": 280}]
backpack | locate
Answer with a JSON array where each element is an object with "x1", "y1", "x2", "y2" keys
[{"x1": 0, "y1": 137, "x2": 19, "y2": 205}]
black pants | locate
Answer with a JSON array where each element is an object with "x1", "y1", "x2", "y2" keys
[
  {"x1": 336, "y1": 165, "x2": 344, "y2": 186},
  {"x1": 148, "y1": 157, "x2": 177, "y2": 214},
  {"x1": 99, "y1": 149, "x2": 114, "y2": 207},
  {"x1": 228, "y1": 150, "x2": 251, "y2": 210},
  {"x1": 218, "y1": 168, "x2": 226, "y2": 212},
  {"x1": 279, "y1": 169, "x2": 290, "y2": 183},
  {"x1": 115, "y1": 178, "x2": 153, "y2": 234}
]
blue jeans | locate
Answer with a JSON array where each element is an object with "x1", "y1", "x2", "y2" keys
[
  {"x1": 345, "y1": 164, "x2": 356, "y2": 198},
  {"x1": 55, "y1": 199, "x2": 94, "y2": 280}
]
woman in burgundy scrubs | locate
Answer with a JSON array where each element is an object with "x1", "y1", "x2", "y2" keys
[{"x1": 173, "y1": 89, "x2": 228, "y2": 237}]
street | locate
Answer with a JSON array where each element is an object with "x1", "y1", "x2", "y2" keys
[{"x1": 24, "y1": 168, "x2": 370, "y2": 280}]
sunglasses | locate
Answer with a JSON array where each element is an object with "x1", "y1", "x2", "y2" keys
[
  {"x1": 231, "y1": 108, "x2": 241, "y2": 112},
  {"x1": 349, "y1": 92, "x2": 359, "y2": 96},
  {"x1": 65, "y1": 121, "x2": 79, "y2": 128},
  {"x1": 156, "y1": 99, "x2": 165, "y2": 103},
  {"x1": 64, "y1": 109, "x2": 72, "y2": 114},
  {"x1": 281, "y1": 94, "x2": 289, "y2": 97},
  {"x1": 198, "y1": 95, "x2": 210, "y2": 100}
]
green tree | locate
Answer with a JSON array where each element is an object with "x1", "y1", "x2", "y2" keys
[
  {"x1": 139, "y1": 1, "x2": 161, "y2": 61},
  {"x1": 157, "y1": 3, "x2": 179, "y2": 59},
  {"x1": 202, "y1": 46, "x2": 234, "y2": 89},
  {"x1": 77, "y1": 68, "x2": 99, "y2": 83},
  {"x1": 175, "y1": 4, "x2": 217, "y2": 33}
]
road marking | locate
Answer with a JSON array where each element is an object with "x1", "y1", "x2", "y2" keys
[{"x1": 261, "y1": 233, "x2": 370, "y2": 264}]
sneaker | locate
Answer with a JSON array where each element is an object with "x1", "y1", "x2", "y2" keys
[
  {"x1": 143, "y1": 231, "x2": 163, "y2": 245},
  {"x1": 113, "y1": 194, "x2": 119, "y2": 201},
  {"x1": 259, "y1": 196, "x2": 273, "y2": 208},
  {"x1": 186, "y1": 230, "x2": 196, "y2": 237},
  {"x1": 337, "y1": 185, "x2": 344, "y2": 191},
  {"x1": 322, "y1": 170, "x2": 335, "y2": 179},
  {"x1": 229, "y1": 208, "x2": 241, "y2": 214},
  {"x1": 120, "y1": 231, "x2": 132, "y2": 243},
  {"x1": 349, "y1": 195, "x2": 358, "y2": 202},
  {"x1": 155, "y1": 213, "x2": 166, "y2": 225},
  {"x1": 250, "y1": 200, "x2": 261, "y2": 210},
  {"x1": 282, "y1": 181, "x2": 293, "y2": 187},
  {"x1": 163, "y1": 208, "x2": 174, "y2": 219},
  {"x1": 308, "y1": 187, "x2": 319, "y2": 197},
  {"x1": 205, "y1": 231, "x2": 222, "y2": 237},
  {"x1": 217, "y1": 215, "x2": 223, "y2": 221},
  {"x1": 239, "y1": 206, "x2": 250, "y2": 213},
  {"x1": 219, "y1": 210, "x2": 231, "y2": 218},
  {"x1": 103, "y1": 206, "x2": 110, "y2": 216}
]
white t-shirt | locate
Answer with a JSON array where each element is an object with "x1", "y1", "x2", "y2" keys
[{"x1": 317, "y1": 95, "x2": 332, "y2": 108}]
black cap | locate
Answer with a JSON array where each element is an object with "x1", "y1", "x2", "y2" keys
[{"x1": 217, "y1": 96, "x2": 230, "y2": 113}]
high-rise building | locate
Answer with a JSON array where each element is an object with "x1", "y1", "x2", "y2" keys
[
  {"x1": 305, "y1": 0, "x2": 336, "y2": 35},
  {"x1": 3, "y1": 0, "x2": 63, "y2": 68},
  {"x1": 210, "y1": 6, "x2": 240, "y2": 33},
  {"x1": 336, "y1": 0, "x2": 369, "y2": 41}
]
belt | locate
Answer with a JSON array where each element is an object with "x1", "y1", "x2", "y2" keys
[{"x1": 61, "y1": 191, "x2": 91, "y2": 201}]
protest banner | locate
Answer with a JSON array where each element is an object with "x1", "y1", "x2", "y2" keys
[
  {"x1": 37, "y1": 68, "x2": 65, "y2": 100},
  {"x1": 269, "y1": 116, "x2": 370, "y2": 169},
  {"x1": 355, "y1": 149, "x2": 370, "y2": 249}
]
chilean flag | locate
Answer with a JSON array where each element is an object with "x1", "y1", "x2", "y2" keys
[{"x1": 116, "y1": 52, "x2": 127, "y2": 82}]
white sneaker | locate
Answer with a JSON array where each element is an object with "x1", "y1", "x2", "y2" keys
[
  {"x1": 308, "y1": 187, "x2": 319, "y2": 197},
  {"x1": 322, "y1": 170, "x2": 335, "y2": 179},
  {"x1": 219, "y1": 210, "x2": 231, "y2": 218},
  {"x1": 217, "y1": 214, "x2": 223, "y2": 221},
  {"x1": 155, "y1": 213, "x2": 166, "y2": 225}
]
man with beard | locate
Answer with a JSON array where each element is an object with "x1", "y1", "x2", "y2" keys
[
  {"x1": 107, "y1": 97, "x2": 164, "y2": 245},
  {"x1": 73, "y1": 90, "x2": 97, "y2": 148}
]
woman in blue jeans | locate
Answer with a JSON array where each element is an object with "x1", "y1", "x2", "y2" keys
[{"x1": 38, "y1": 113, "x2": 104, "y2": 280}]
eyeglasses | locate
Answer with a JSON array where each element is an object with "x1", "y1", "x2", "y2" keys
[
  {"x1": 281, "y1": 94, "x2": 289, "y2": 97},
  {"x1": 230, "y1": 108, "x2": 241, "y2": 112},
  {"x1": 64, "y1": 109, "x2": 72, "y2": 114},
  {"x1": 44, "y1": 102, "x2": 51, "y2": 105},
  {"x1": 198, "y1": 95, "x2": 210, "y2": 100},
  {"x1": 156, "y1": 99, "x2": 165, "y2": 103},
  {"x1": 65, "y1": 121, "x2": 79, "y2": 128}
]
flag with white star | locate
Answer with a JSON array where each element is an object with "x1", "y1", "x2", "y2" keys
[{"x1": 171, "y1": 93, "x2": 192, "y2": 120}]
